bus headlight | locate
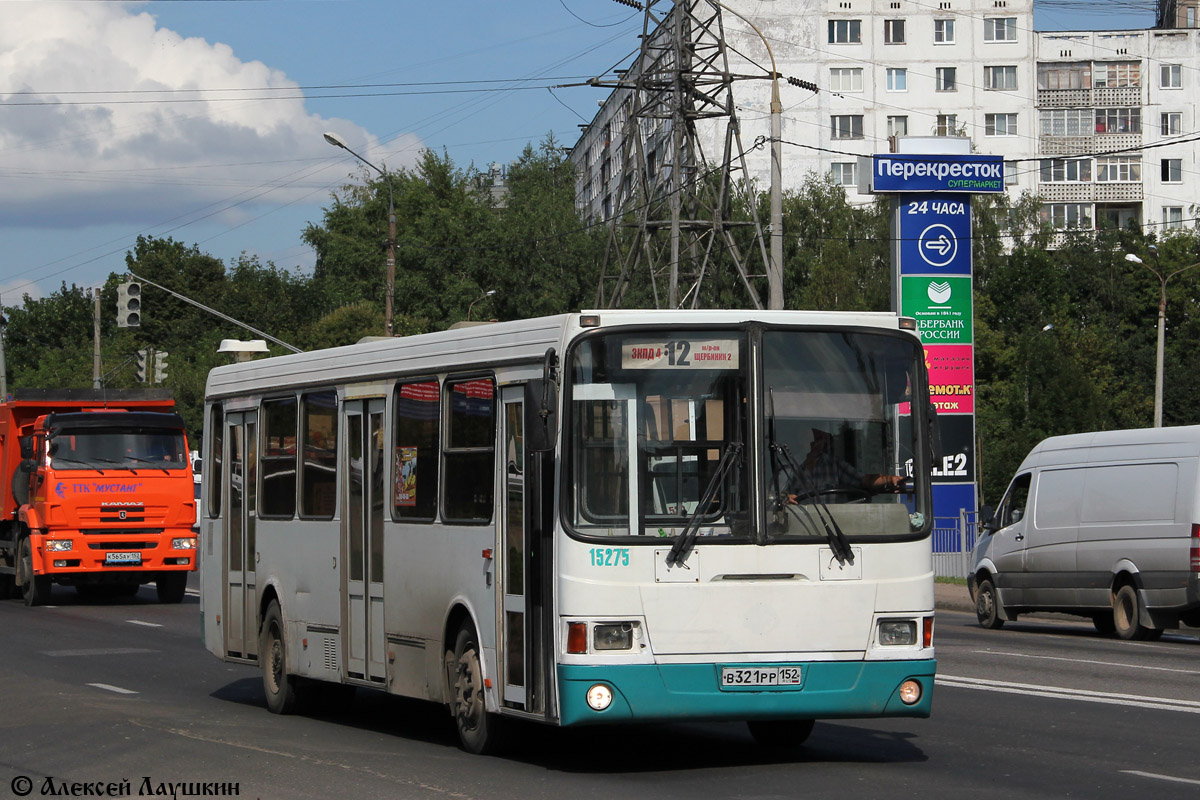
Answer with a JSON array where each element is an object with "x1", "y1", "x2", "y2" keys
[
  {"x1": 172, "y1": 537, "x2": 197, "y2": 550},
  {"x1": 878, "y1": 620, "x2": 917, "y2": 646},
  {"x1": 586, "y1": 683, "x2": 613, "y2": 711},
  {"x1": 45, "y1": 539, "x2": 73, "y2": 552},
  {"x1": 593, "y1": 623, "x2": 634, "y2": 651},
  {"x1": 898, "y1": 679, "x2": 922, "y2": 705}
]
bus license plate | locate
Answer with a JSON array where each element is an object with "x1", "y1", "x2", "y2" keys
[
  {"x1": 105, "y1": 551, "x2": 141, "y2": 565},
  {"x1": 720, "y1": 665, "x2": 803, "y2": 689}
]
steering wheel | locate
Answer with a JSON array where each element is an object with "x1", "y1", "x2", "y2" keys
[{"x1": 792, "y1": 487, "x2": 871, "y2": 504}]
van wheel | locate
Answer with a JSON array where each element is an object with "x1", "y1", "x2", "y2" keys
[
  {"x1": 1113, "y1": 584, "x2": 1152, "y2": 641},
  {"x1": 449, "y1": 626, "x2": 501, "y2": 754},
  {"x1": 975, "y1": 577, "x2": 1003, "y2": 629},
  {"x1": 261, "y1": 600, "x2": 301, "y2": 714}
]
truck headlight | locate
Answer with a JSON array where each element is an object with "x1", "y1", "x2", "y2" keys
[
  {"x1": 878, "y1": 620, "x2": 917, "y2": 646},
  {"x1": 172, "y1": 537, "x2": 197, "y2": 550},
  {"x1": 45, "y1": 539, "x2": 73, "y2": 552}
]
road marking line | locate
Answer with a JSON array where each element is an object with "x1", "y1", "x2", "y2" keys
[
  {"x1": 972, "y1": 649, "x2": 1196, "y2": 674},
  {"x1": 126, "y1": 620, "x2": 163, "y2": 628},
  {"x1": 1121, "y1": 770, "x2": 1200, "y2": 786},
  {"x1": 938, "y1": 674, "x2": 1200, "y2": 714},
  {"x1": 185, "y1": 589, "x2": 200, "y2": 597},
  {"x1": 45, "y1": 648, "x2": 156, "y2": 657},
  {"x1": 87, "y1": 683, "x2": 139, "y2": 695}
]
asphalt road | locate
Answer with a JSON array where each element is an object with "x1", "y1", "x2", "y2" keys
[{"x1": 2, "y1": 580, "x2": 1198, "y2": 800}]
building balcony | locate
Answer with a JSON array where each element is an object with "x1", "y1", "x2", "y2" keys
[
  {"x1": 1036, "y1": 182, "x2": 1144, "y2": 202},
  {"x1": 1039, "y1": 132, "x2": 1141, "y2": 155},
  {"x1": 1038, "y1": 86, "x2": 1144, "y2": 108}
]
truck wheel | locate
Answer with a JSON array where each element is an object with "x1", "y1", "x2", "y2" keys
[
  {"x1": 260, "y1": 600, "x2": 300, "y2": 714},
  {"x1": 1113, "y1": 584, "x2": 1152, "y2": 641},
  {"x1": 18, "y1": 537, "x2": 50, "y2": 607},
  {"x1": 156, "y1": 572, "x2": 187, "y2": 604},
  {"x1": 975, "y1": 577, "x2": 1004, "y2": 629},
  {"x1": 449, "y1": 626, "x2": 501, "y2": 754},
  {"x1": 747, "y1": 719, "x2": 816, "y2": 748}
]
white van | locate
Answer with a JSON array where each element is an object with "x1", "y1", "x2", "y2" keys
[{"x1": 969, "y1": 426, "x2": 1200, "y2": 639}]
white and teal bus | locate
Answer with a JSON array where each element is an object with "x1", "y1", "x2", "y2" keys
[{"x1": 199, "y1": 310, "x2": 937, "y2": 753}]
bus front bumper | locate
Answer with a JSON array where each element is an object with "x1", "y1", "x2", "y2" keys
[{"x1": 557, "y1": 659, "x2": 936, "y2": 727}]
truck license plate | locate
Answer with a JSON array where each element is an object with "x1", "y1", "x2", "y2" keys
[
  {"x1": 105, "y1": 551, "x2": 142, "y2": 565},
  {"x1": 720, "y1": 665, "x2": 803, "y2": 689}
]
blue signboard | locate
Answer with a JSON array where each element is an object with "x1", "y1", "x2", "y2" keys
[
  {"x1": 873, "y1": 154, "x2": 1004, "y2": 194},
  {"x1": 899, "y1": 194, "x2": 972, "y2": 275}
]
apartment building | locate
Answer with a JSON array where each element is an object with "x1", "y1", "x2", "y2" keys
[{"x1": 571, "y1": 0, "x2": 1200, "y2": 235}]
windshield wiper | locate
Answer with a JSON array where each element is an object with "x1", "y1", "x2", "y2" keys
[
  {"x1": 665, "y1": 442, "x2": 743, "y2": 569},
  {"x1": 52, "y1": 457, "x2": 104, "y2": 474}
]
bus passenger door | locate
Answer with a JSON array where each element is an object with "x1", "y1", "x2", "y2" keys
[
  {"x1": 224, "y1": 411, "x2": 258, "y2": 661},
  {"x1": 500, "y1": 387, "x2": 549, "y2": 716},
  {"x1": 343, "y1": 398, "x2": 386, "y2": 683}
]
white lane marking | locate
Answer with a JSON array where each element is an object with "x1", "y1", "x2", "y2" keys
[
  {"x1": 45, "y1": 648, "x2": 156, "y2": 657},
  {"x1": 937, "y1": 674, "x2": 1200, "y2": 714},
  {"x1": 87, "y1": 683, "x2": 139, "y2": 695},
  {"x1": 972, "y1": 649, "x2": 1196, "y2": 674},
  {"x1": 1121, "y1": 770, "x2": 1200, "y2": 786},
  {"x1": 185, "y1": 589, "x2": 200, "y2": 597},
  {"x1": 126, "y1": 620, "x2": 163, "y2": 628}
]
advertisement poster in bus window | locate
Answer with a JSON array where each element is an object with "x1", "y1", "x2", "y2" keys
[{"x1": 394, "y1": 447, "x2": 418, "y2": 507}]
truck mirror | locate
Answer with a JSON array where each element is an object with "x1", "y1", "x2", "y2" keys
[{"x1": 18, "y1": 436, "x2": 32, "y2": 460}]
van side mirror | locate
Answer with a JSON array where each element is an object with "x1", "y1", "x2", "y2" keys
[{"x1": 980, "y1": 504, "x2": 997, "y2": 533}]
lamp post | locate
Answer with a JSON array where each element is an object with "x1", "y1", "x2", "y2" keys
[
  {"x1": 467, "y1": 289, "x2": 497, "y2": 321},
  {"x1": 0, "y1": 311, "x2": 8, "y2": 399},
  {"x1": 324, "y1": 131, "x2": 397, "y2": 337},
  {"x1": 1125, "y1": 249, "x2": 1200, "y2": 427}
]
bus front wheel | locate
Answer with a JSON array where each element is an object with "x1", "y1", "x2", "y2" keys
[
  {"x1": 449, "y1": 626, "x2": 500, "y2": 754},
  {"x1": 747, "y1": 719, "x2": 816, "y2": 748},
  {"x1": 261, "y1": 600, "x2": 300, "y2": 714}
]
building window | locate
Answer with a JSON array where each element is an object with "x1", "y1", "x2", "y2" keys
[
  {"x1": 986, "y1": 113, "x2": 1017, "y2": 136},
  {"x1": 1005, "y1": 161, "x2": 1019, "y2": 186},
  {"x1": 830, "y1": 115, "x2": 864, "y2": 139},
  {"x1": 1163, "y1": 206, "x2": 1184, "y2": 230},
  {"x1": 886, "y1": 68, "x2": 907, "y2": 91},
  {"x1": 934, "y1": 19, "x2": 955, "y2": 44},
  {"x1": 888, "y1": 115, "x2": 909, "y2": 137},
  {"x1": 985, "y1": 65, "x2": 1018, "y2": 90},
  {"x1": 1095, "y1": 108, "x2": 1141, "y2": 134},
  {"x1": 984, "y1": 17, "x2": 1017, "y2": 41},
  {"x1": 1162, "y1": 158, "x2": 1183, "y2": 182},
  {"x1": 829, "y1": 19, "x2": 862, "y2": 44},
  {"x1": 935, "y1": 114, "x2": 958, "y2": 136},
  {"x1": 393, "y1": 380, "x2": 440, "y2": 521},
  {"x1": 936, "y1": 67, "x2": 957, "y2": 91},
  {"x1": 1094, "y1": 62, "x2": 1140, "y2": 88},
  {"x1": 830, "y1": 162, "x2": 857, "y2": 186},
  {"x1": 884, "y1": 19, "x2": 905, "y2": 44},
  {"x1": 1162, "y1": 112, "x2": 1183, "y2": 135},
  {"x1": 443, "y1": 377, "x2": 495, "y2": 523},
  {"x1": 1038, "y1": 64, "x2": 1091, "y2": 90},
  {"x1": 1161, "y1": 64, "x2": 1182, "y2": 89},
  {"x1": 1041, "y1": 203, "x2": 1093, "y2": 230},
  {"x1": 830, "y1": 67, "x2": 864, "y2": 92},
  {"x1": 1096, "y1": 156, "x2": 1141, "y2": 182},
  {"x1": 1040, "y1": 108, "x2": 1092, "y2": 137},
  {"x1": 1040, "y1": 158, "x2": 1092, "y2": 183}
]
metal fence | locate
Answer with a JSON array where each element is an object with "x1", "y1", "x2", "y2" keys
[{"x1": 932, "y1": 509, "x2": 978, "y2": 578}]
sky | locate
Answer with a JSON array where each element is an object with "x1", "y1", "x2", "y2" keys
[{"x1": 0, "y1": 0, "x2": 1157, "y2": 307}]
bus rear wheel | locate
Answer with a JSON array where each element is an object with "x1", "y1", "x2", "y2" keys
[
  {"x1": 449, "y1": 626, "x2": 500, "y2": 754},
  {"x1": 747, "y1": 719, "x2": 816, "y2": 748},
  {"x1": 261, "y1": 600, "x2": 300, "y2": 714},
  {"x1": 17, "y1": 536, "x2": 51, "y2": 607},
  {"x1": 156, "y1": 572, "x2": 187, "y2": 604}
]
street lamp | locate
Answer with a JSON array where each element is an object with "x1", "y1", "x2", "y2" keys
[
  {"x1": 1125, "y1": 249, "x2": 1200, "y2": 427},
  {"x1": 467, "y1": 289, "x2": 497, "y2": 321},
  {"x1": 324, "y1": 131, "x2": 397, "y2": 337}
]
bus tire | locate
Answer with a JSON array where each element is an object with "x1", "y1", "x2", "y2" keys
[
  {"x1": 261, "y1": 600, "x2": 300, "y2": 714},
  {"x1": 18, "y1": 536, "x2": 50, "y2": 607},
  {"x1": 975, "y1": 577, "x2": 1003, "y2": 629},
  {"x1": 1113, "y1": 584, "x2": 1151, "y2": 641},
  {"x1": 450, "y1": 626, "x2": 500, "y2": 755},
  {"x1": 156, "y1": 572, "x2": 187, "y2": 604},
  {"x1": 747, "y1": 719, "x2": 816, "y2": 748}
]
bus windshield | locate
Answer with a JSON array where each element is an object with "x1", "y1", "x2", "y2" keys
[
  {"x1": 50, "y1": 428, "x2": 189, "y2": 470},
  {"x1": 565, "y1": 326, "x2": 928, "y2": 541}
]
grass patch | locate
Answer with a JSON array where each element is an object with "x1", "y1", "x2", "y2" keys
[{"x1": 936, "y1": 576, "x2": 967, "y2": 586}]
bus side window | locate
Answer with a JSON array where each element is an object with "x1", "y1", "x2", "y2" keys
[{"x1": 443, "y1": 377, "x2": 495, "y2": 523}]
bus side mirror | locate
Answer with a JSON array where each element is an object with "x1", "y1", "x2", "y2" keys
[{"x1": 927, "y1": 402, "x2": 941, "y2": 464}]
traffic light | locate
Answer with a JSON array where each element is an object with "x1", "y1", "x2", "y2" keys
[
  {"x1": 136, "y1": 349, "x2": 148, "y2": 383},
  {"x1": 153, "y1": 350, "x2": 168, "y2": 383},
  {"x1": 116, "y1": 282, "x2": 142, "y2": 328}
]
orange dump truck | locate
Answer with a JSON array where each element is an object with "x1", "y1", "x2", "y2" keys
[{"x1": 0, "y1": 389, "x2": 197, "y2": 606}]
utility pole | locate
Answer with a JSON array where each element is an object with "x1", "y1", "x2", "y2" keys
[{"x1": 93, "y1": 288, "x2": 101, "y2": 389}]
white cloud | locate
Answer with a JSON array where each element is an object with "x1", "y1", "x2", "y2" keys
[{"x1": 0, "y1": 2, "x2": 422, "y2": 229}]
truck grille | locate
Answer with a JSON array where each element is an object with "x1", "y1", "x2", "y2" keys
[
  {"x1": 100, "y1": 503, "x2": 146, "y2": 522},
  {"x1": 80, "y1": 529, "x2": 164, "y2": 536},
  {"x1": 88, "y1": 542, "x2": 158, "y2": 550}
]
